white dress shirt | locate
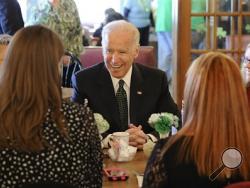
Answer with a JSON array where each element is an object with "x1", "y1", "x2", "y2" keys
[{"x1": 101, "y1": 66, "x2": 157, "y2": 148}]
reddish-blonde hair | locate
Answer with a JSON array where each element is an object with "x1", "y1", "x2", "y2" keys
[{"x1": 162, "y1": 52, "x2": 250, "y2": 180}]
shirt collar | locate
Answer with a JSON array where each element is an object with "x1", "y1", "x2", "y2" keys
[{"x1": 110, "y1": 66, "x2": 132, "y2": 89}]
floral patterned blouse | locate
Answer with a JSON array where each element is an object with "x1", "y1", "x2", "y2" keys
[
  {"x1": 26, "y1": 0, "x2": 83, "y2": 57},
  {"x1": 0, "y1": 100, "x2": 102, "y2": 188}
]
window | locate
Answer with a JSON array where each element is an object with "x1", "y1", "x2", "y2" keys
[
  {"x1": 75, "y1": 0, "x2": 121, "y2": 27},
  {"x1": 174, "y1": 0, "x2": 250, "y2": 106}
]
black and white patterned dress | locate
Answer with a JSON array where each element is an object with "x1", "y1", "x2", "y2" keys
[{"x1": 0, "y1": 100, "x2": 102, "y2": 188}]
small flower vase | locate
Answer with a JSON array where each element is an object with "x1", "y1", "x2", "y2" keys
[{"x1": 159, "y1": 131, "x2": 169, "y2": 139}]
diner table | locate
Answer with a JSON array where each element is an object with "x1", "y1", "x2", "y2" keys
[{"x1": 103, "y1": 151, "x2": 149, "y2": 188}]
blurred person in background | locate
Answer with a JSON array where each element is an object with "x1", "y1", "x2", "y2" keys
[
  {"x1": 26, "y1": 0, "x2": 84, "y2": 87},
  {"x1": 0, "y1": 34, "x2": 11, "y2": 64},
  {"x1": 191, "y1": 0, "x2": 206, "y2": 51},
  {"x1": 26, "y1": 0, "x2": 83, "y2": 57},
  {"x1": 0, "y1": 25, "x2": 102, "y2": 187},
  {"x1": 0, "y1": 0, "x2": 24, "y2": 35},
  {"x1": 241, "y1": 43, "x2": 250, "y2": 106},
  {"x1": 156, "y1": 0, "x2": 172, "y2": 83},
  {"x1": 242, "y1": 43, "x2": 250, "y2": 86},
  {"x1": 123, "y1": 0, "x2": 153, "y2": 46},
  {"x1": 0, "y1": 34, "x2": 11, "y2": 77},
  {"x1": 143, "y1": 52, "x2": 250, "y2": 187},
  {"x1": 93, "y1": 8, "x2": 125, "y2": 46}
]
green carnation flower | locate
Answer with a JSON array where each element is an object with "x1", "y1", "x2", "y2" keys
[
  {"x1": 94, "y1": 113, "x2": 110, "y2": 134},
  {"x1": 148, "y1": 112, "x2": 179, "y2": 136}
]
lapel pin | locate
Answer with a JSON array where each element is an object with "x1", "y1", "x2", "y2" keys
[{"x1": 137, "y1": 91, "x2": 142, "y2": 95}]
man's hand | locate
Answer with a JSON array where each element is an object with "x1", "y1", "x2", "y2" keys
[{"x1": 126, "y1": 124, "x2": 148, "y2": 150}]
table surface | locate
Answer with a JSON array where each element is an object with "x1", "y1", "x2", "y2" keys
[{"x1": 103, "y1": 151, "x2": 149, "y2": 188}]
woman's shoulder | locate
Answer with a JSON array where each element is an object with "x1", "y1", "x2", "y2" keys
[
  {"x1": 143, "y1": 136, "x2": 190, "y2": 187},
  {"x1": 61, "y1": 99, "x2": 98, "y2": 138},
  {"x1": 61, "y1": 99, "x2": 93, "y2": 121},
  {"x1": 153, "y1": 135, "x2": 184, "y2": 150},
  {"x1": 62, "y1": 99, "x2": 87, "y2": 112},
  {"x1": 145, "y1": 136, "x2": 189, "y2": 176},
  {"x1": 58, "y1": 0, "x2": 79, "y2": 17},
  {"x1": 156, "y1": 136, "x2": 189, "y2": 164}
]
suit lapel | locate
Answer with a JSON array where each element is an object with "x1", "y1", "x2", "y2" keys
[
  {"x1": 97, "y1": 63, "x2": 121, "y2": 127},
  {"x1": 130, "y1": 64, "x2": 144, "y2": 124}
]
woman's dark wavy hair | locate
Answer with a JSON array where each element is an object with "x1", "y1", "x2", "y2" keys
[{"x1": 0, "y1": 25, "x2": 67, "y2": 152}]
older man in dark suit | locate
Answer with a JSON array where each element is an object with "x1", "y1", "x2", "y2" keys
[
  {"x1": 72, "y1": 20, "x2": 180, "y2": 149},
  {"x1": 0, "y1": 0, "x2": 24, "y2": 35}
]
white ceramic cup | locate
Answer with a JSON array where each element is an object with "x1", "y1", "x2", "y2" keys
[{"x1": 111, "y1": 132, "x2": 129, "y2": 146}]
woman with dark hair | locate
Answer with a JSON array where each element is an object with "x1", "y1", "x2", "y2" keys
[
  {"x1": 143, "y1": 52, "x2": 250, "y2": 188},
  {"x1": 0, "y1": 25, "x2": 102, "y2": 187}
]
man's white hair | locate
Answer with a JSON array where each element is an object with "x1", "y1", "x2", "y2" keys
[{"x1": 101, "y1": 20, "x2": 140, "y2": 46}]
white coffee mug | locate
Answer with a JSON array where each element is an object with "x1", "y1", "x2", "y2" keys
[{"x1": 111, "y1": 132, "x2": 129, "y2": 146}]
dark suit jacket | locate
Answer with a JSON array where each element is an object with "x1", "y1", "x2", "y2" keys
[
  {"x1": 72, "y1": 63, "x2": 181, "y2": 135},
  {"x1": 0, "y1": 0, "x2": 24, "y2": 35}
]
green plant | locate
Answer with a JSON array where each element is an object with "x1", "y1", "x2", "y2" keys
[
  {"x1": 148, "y1": 112, "x2": 179, "y2": 135},
  {"x1": 245, "y1": 24, "x2": 250, "y2": 34},
  {"x1": 94, "y1": 113, "x2": 109, "y2": 134},
  {"x1": 217, "y1": 27, "x2": 227, "y2": 39}
]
